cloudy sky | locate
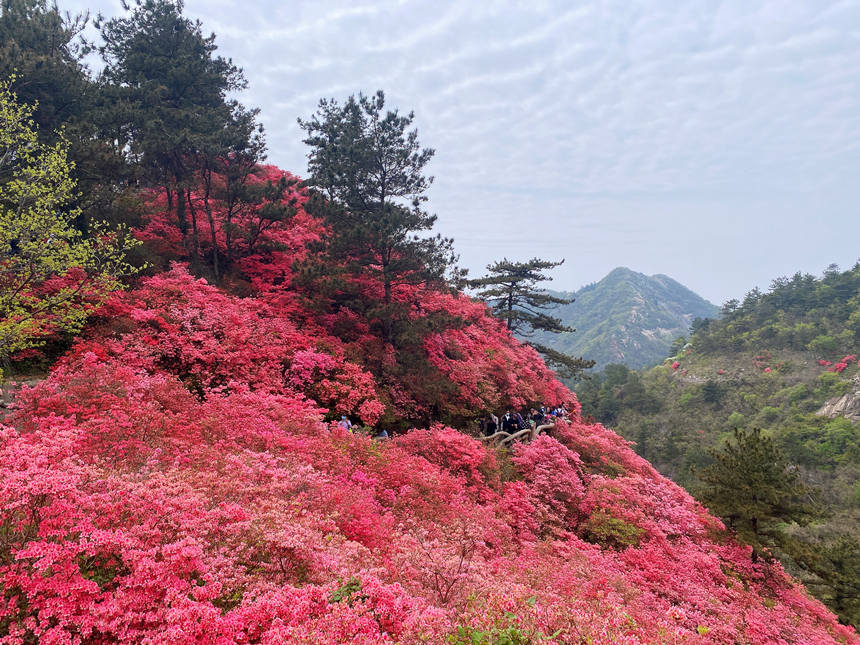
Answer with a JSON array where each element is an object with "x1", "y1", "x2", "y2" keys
[{"x1": 69, "y1": 0, "x2": 860, "y2": 303}]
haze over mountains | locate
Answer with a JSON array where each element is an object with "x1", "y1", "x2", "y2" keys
[{"x1": 534, "y1": 267, "x2": 719, "y2": 370}]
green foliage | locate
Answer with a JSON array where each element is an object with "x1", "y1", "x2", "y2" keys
[
  {"x1": 329, "y1": 578, "x2": 364, "y2": 605},
  {"x1": 299, "y1": 90, "x2": 458, "y2": 339},
  {"x1": 0, "y1": 1, "x2": 89, "y2": 133},
  {"x1": 668, "y1": 335, "x2": 687, "y2": 357},
  {"x1": 695, "y1": 264, "x2": 860, "y2": 356},
  {"x1": 789, "y1": 534, "x2": 860, "y2": 628},
  {"x1": 0, "y1": 0, "x2": 139, "y2": 229},
  {"x1": 815, "y1": 372, "x2": 851, "y2": 400},
  {"x1": 701, "y1": 379, "x2": 725, "y2": 405},
  {"x1": 808, "y1": 334, "x2": 839, "y2": 355},
  {"x1": 678, "y1": 391, "x2": 695, "y2": 408},
  {"x1": 580, "y1": 510, "x2": 644, "y2": 550},
  {"x1": 448, "y1": 611, "x2": 562, "y2": 645},
  {"x1": 0, "y1": 78, "x2": 139, "y2": 374},
  {"x1": 697, "y1": 428, "x2": 819, "y2": 561},
  {"x1": 576, "y1": 365, "x2": 661, "y2": 425},
  {"x1": 447, "y1": 624, "x2": 533, "y2": 645},
  {"x1": 757, "y1": 406, "x2": 781, "y2": 424},
  {"x1": 469, "y1": 257, "x2": 594, "y2": 379},
  {"x1": 95, "y1": 0, "x2": 261, "y2": 272},
  {"x1": 76, "y1": 552, "x2": 129, "y2": 592},
  {"x1": 726, "y1": 411, "x2": 746, "y2": 429},
  {"x1": 470, "y1": 258, "x2": 572, "y2": 336}
]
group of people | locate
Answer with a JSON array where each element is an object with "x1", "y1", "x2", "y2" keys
[
  {"x1": 334, "y1": 405, "x2": 570, "y2": 442},
  {"x1": 479, "y1": 405, "x2": 569, "y2": 437}
]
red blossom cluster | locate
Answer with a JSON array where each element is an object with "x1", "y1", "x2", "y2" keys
[
  {"x1": 671, "y1": 361, "x2": 680, "y2": 370},
  {"x1": 2, "y1": 367, "x2": 854, "y2": 643},
  {"x1": 1, "y1": 162, "x2": 855, "y2": 643},
  {"x1": 752, "y1": 351, "x2": 772, "y2": 371},
  {"x1": 827, "y1": 356, "x2": 857, "y2": 374}
]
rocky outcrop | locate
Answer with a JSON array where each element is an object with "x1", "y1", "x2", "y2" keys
[{"x1": 817, "y1": 377, "x2": 860, "y2": 422}]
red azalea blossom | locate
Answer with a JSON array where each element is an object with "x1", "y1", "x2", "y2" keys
[{"x1": 0, "y1": 162, "x2": 854, "y2": 644}]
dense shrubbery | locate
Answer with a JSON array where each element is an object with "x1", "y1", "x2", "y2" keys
[
  {"x1": 691, "y1": 263, "x2": 860, "y2": 355},
  {"x1": 0, "y1": 168, "x2": 854, "y2": 641},
  {"x1": 2, "y1": 364, "x2": 856, "y2": 642}
]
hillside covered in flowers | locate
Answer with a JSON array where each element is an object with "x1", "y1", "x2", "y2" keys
[
  {"x1": 1, "y1": 1, "x2": 858, "y2": 639},
  {"x1": 2, "y1": 163, "x2": 857, "y2": 644}
]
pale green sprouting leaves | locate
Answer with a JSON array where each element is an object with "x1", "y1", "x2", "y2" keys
[{"x1": 0, "y1": 77, "x2": 140, "y2": 374}]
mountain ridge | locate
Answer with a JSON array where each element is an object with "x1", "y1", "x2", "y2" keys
[{"x1": 534, "y1": 266, "x2": 719, "y2": 370}]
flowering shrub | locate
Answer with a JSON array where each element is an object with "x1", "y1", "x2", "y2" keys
[
  {"x1": 0, "y1": 161, "x2": 855, "y2": 643},
  {"x1": 511, "y1": 435, "x2": 586, "y2": 533},
  {"x1": 395, "y1": 426, "x2": 498, "y2": 500},
  {"x1": 2, "y1": 348, "x2": 856, "y2": 643},
  {"x1": 828, "y1": 355, "x2": 857, "y2": 373}
]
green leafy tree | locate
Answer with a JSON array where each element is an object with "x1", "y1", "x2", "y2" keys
[
  {"x1": 299, "y1": 90, "x2": 458, "y2": 341},
  {"x1": 469, "y1": 257, "x2": 594, "y2": 379},
  {"x1": 0, "y1": 77, "x2": 138, "y2": 376},
  {"x1": 0, "y1": 0, "x2": 133, "y2": 229},
  {"x1": 789, "y1": 534, "x2": 860, "y2": 627},
  {"x1": 696, "y1": 427, "x2": 819, "y2": 561}
]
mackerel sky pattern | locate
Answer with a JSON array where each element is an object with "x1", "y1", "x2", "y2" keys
[{"x1": 72, "y1": 0, "x2": 860, "y2": 302}]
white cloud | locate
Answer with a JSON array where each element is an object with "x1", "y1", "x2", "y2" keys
[{"x1": 61, "y1": 0, "x2": 860, "y2": 302}]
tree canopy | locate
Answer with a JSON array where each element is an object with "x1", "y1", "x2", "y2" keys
[
  {"x1": 470, "y1": 257, "x2": 594, "y2": 379},
  {"x1": 95, "y1": 0, "x2": 263, "y2": 274},
  {"x1": 299, "y1": 91, "x2": 457, "y2": 323},
  {"x1": 696, "y1": 427, "x2": 819, "y2": 561}
]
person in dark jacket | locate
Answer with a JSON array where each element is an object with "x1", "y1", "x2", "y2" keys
[
  {"x1": 515, "y1": 411, "x2": 526, "y2": 430},
  {"x1": 485, "y1": 414, "x2": 498, "y2": 436}
]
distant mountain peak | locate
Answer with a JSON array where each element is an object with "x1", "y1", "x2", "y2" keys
[{"x1": 532, "y1": 267, "x2": 719, "y2": 371}]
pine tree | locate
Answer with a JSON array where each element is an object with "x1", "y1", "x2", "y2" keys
[
  {"x1": 469, "y1": 257, "x2": 594, "y2": 379},
  {"x1": 0, "y1": 0, "x2": 89, "y2": 136},
  {"x1": 299, "y1": 90, "x2": 457, "y2": 341},
  {"x1": 696, "y1": 427, "x2": 819, "y2": 561},
  {"x1": 0, "y1": 0, "x2": 132, "y2": 229},
  {"x1": 95, "y1": 0, "x2": 260, "y2": 272}
]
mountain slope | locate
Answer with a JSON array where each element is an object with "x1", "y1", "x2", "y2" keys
[
  {"x1": 534, "y1": 267, "x2": 718, "y2": 370},
  {"x1": 1, "y1": 173, "x2": 854, "y2": 642},
  {"x1": 577, "y1": 262, "x2": 860, "y2": 627}
]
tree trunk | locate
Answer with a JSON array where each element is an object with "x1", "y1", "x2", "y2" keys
[
  {"x1": 185, "y1": 188, "x2": 201, "y2": 273},
  {"x1": 202, "y1": 171, "x2": 219, "y2": 281}
]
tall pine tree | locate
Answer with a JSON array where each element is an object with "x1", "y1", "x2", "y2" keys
[
  {"x1": 0, "y1": 0, "x2": 133, "y2": 229},
  {"x1": 95, "y1": 0, "x2": 261, "y2": 274},
  {"x1": 299, "y1": 90, "x2": 457, "y2": 342}
]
